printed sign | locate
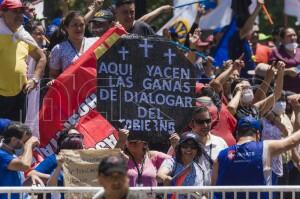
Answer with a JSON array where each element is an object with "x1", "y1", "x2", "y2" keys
[{"x1": 97, "y1": 35, "x2": 196, "y2": 151}]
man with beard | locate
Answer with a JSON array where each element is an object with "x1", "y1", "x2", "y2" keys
[
  {"x1": 0, "y1": 122, "x2": 39, "y2": 199},
  {"x1": 93, "y1": 155, "x2": 138, "y2": 199}
]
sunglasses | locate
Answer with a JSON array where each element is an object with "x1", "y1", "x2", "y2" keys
[
  {"x1": 193, "y1": 118, "x2": 211, "y2": 125},
  {"x1": 181, "y1": 144, "x2": 198, "y2": 150}
]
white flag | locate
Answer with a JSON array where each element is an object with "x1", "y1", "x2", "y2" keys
[
  {"x1": 284, "y1": 0, "x2": 300, "y2": 23},
  {"x1": 173, "y1": 0, "x2": 198, "y2": 15},
  {"x1": 199, "y1": 0, "x2": 232, "y2": 30},
  {"x1": 157, "y1": 3, "x2": 197, "y2": 43}
]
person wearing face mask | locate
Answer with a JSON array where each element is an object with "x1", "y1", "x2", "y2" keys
[
  {"x1": 0, "y1": 122, "x2": 39, "y2": 199},
  {"x1": 261, "y1": 94, "x2": 293, "y2": 186},
  {"x1": 269, "y1": 27, "x2": 300, "y2": 93},
  {"x1": 212, "y1": 95, "x2": 300, "y2": 198},
  {"x1": 227, "y1": 61, "x2": 285, "y2": 121}
]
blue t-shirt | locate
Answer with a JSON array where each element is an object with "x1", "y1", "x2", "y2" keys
[
  {"x1": 0, "y1": 148, "x2": 23, "y2": 199},
  {"x1": 34, "y1": 154, "x2": 64, "y2": 186},
  {"x1": 215, "y1": 141, "x2": 267, "y2": 199},
  {"x1": 34, "y1": 154, "x2": 64, "y2": 199}
]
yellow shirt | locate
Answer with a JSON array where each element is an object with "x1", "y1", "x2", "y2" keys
[{"x1": 0, "y1": 34, "x2": 35, "y2": 96}]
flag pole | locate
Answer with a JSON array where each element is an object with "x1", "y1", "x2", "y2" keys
[
  {"x1": 262, "y1": 4, "x2": 274, "y2": 25},
  {"x1": 174, "y1": 0, "x2": 208, "y2": 9},
  {"x1": 170, "y1": 41, "x2": 207, "y2": 59}
]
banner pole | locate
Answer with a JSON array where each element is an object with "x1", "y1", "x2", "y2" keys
[{"x1": 262, "y1": 4, "x2": 274, "y2": 25}]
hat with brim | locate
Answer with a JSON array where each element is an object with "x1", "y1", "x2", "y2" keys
[
  {"x1": 91, "y1": 10, "x2": 114, "y2": 23},
  {"x1": 179, "y1": 132, "x2": 200, "y2": 145},
  {"x1": 127, "y1": 132, "x2": 149, "y2": 143},
  {"x1": 237, "y1": 116, "x2": 262, "y2": 133},
  {"x1": 0, "y1": 118, "x2": 11, "y2": 135},
  {"x1": 258, "y1": 33, "x2": 272, "y2": 41},
  {"x1": 0, "y1": 0, "x2": 26, "y2": 10},
  {"x1": 98, "y1": 156, "x2": 127, "y2": 176}
]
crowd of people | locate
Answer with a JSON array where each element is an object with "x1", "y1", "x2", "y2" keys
[{"x1": 2, "y1": 0, "x2": 300, "y2": 198}]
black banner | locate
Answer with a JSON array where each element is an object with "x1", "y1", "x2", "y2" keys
[{"x1": 97, "y1": 35, "x2": 196, "y2": 151}]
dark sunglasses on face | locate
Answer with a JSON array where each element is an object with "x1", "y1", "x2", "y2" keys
[{"x1": 193, "y1": 118, "x2": 211, "y2": 125}]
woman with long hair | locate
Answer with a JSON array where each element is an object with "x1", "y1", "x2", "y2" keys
[
  {"x1": 117, "y1": 131, "x2": 170, "y2": 187},
  {"x1": 157, "y1": 132, "x2": 210, "y2": 187},
  {"x1": 48, "y1": 11, "x2": 98, "y2": 80}
]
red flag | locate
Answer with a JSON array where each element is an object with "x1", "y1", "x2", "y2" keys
[{"x1": 38, "y1": 27, "x2": 126, "y2": 156}]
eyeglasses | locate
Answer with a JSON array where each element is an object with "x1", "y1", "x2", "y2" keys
[
  {"x1": 193, "y1": 118, "x2": 211, "y2": 125},
  {"x1": 181, "y1": 144, "x2": 198, "y2": 150}
]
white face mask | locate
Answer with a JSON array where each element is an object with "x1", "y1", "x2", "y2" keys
[
  {"x1": 272, "y1": 101, "x2": 286, "y2": 115},
  {"x1": 241, "y1": 89, "x2": 254, "y2": 104},
  {"x1": 285, "y1": 42, "x2": 298, "y2": 52}
]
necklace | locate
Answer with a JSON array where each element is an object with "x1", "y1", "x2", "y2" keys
[{"x1": 68, "y1": 38, "x2": 85, "y2": 58}]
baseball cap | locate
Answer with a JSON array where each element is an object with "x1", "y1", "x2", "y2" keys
[
  {"x1": 179, "y1": 132, "x2": 200, "y2": 145},
  {"x1": 237, "y1": 116, "x2": 262, "y2": 133},
  {"x1": 127, "y1": 132, "x2": 148, "y2": 143},
  {"x1": 258, "y1": 33, "x2": 272, "y2": 41},
  {"x1": 98, "y1": 156, "x2": 127, "y2": 176},
  {"x1": 91, "y1": 10, "x2": 114, "y2": 23},
  {"x1": 247, "y1": 63, "x2": 271, "y2": 77},
  {"x1": 0, "y1": 0, "x2": 26, "y2": 10},
  {"x1": 0, "y1": 118, "x2": 11, "y2": 135}
]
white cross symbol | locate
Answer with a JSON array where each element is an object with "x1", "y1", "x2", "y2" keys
[
  {"x1": 118, "y1": 46, "x2": 129, "y2": 61},
  {"x1": 139, "y1": 39, "x2": 153, "y2": 58},
  {"x1": 164, "y1": 48, "x2": 176, "y2": 65}
]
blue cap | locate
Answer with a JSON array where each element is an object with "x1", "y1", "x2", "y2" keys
[
  {"x1": 237, "y1": 116, "x2": 262, "y2": 132},
  {"x1": 0, "y1": 118, "x2": 11, "y2": 134},
  {"x1": 51, "y1": 17, "x2": 61, "y2": 26},
  {"x1": 46, "y1": 24, "x2": 58, "y2": 38}
]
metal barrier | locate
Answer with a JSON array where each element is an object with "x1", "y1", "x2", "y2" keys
[{"x1": 1, "y1": 186, "x2": 300, "y2": 199}]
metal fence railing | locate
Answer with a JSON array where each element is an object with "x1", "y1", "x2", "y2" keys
[{"x1": 1, "y1": 186, "x2": 300, "y2": 199}]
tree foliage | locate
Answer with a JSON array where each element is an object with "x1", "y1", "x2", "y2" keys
[{"x1": 44, "y1": 0, "x2": 298, "y2": 32}]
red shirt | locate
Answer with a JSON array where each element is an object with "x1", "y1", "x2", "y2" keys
[
  {"x1": 269, "y1": 46, "x2": 300, "y2": 93},
  {"x1": 211, "y1": 103, "x2": 237, "y2": 146}
]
